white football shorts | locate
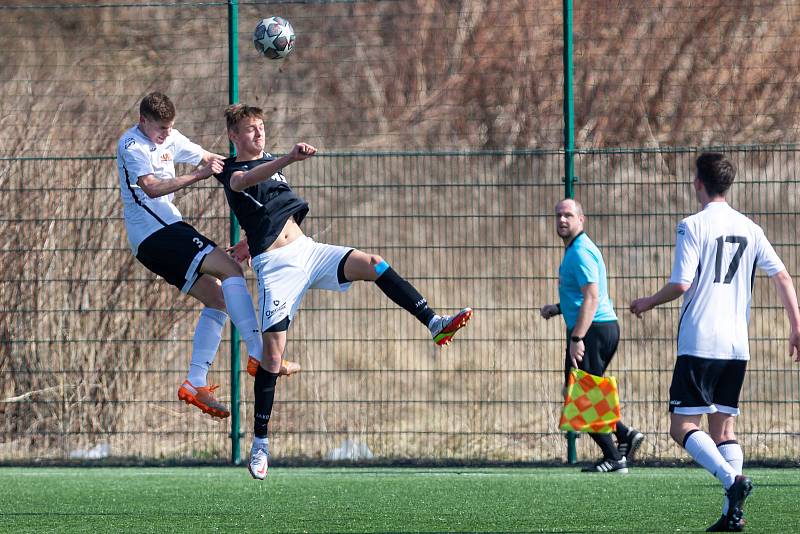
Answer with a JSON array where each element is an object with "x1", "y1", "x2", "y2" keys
[{"x1": 251, "y1": 235, "x2": 352, "y2": 331}]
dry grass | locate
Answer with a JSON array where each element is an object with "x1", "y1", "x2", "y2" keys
[{"x1": 1, "y1": 1, "x2": 800, "y2": 463}]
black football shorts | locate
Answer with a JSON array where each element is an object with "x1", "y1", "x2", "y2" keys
[
  {"x1": 669, "y1": 355, "x2": 747, "y2": 416},
  {"x1": 136, "y1": 221, "x2": 217, "y2": 293}
]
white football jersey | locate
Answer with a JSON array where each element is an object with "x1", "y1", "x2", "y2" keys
[
  {"x1": 669, "y1": 202, "x2": 785, "y2": 360},
  {"x1": 116, "y1": 125, "x2": 204, "y2": 254}
]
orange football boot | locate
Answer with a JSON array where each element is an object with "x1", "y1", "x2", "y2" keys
[
  {"x1": 247, "y1": 357, "x2": 302, "y2": 378},
  {"x1": 177, "y1": 380, "x2": 230, "y2": 419}
]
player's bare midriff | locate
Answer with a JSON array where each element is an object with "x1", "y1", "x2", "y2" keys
[{"x1": 267, "y1": 217, "x2": 304, "y2": 251}]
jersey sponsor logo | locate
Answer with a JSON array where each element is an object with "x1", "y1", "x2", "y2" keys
[
  {"x1": 265, "y1": 300, "x2": 287, "y2": 320},
  {"x1": 123, "y1": 137, "x2": 135, "y2": 150},
  {"x1": 270, "y1": 172, "x2": 287, "y2": 184},
  {"x1": 160, "y1": 152, "x2": 173, "y2": 162}
]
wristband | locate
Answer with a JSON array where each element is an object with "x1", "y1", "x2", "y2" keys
[{"x1": 570, "y1": 335, "x2": 583, "y2": 342}]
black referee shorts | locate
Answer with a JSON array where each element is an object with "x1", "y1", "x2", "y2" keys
[{"x1": 564, "y1": 321, "x2": 620, "y2": 386}]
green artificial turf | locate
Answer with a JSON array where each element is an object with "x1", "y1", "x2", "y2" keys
[{"x1": 0, "y1": 467, "x2": 795, "y2": 533}]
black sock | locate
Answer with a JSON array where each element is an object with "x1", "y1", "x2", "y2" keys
[
  {"x1": 374, "y1": 266, "x2": 436, "y2": 327},
  {"x1": 589, "y1": 433, "x2": 622, "y2": 461},
  {"x1": 254, "y1": 367, "x2": 279, "y2": 439},
  {"x1": 614, "y1": 422, "x2": 630, "y2": 443}
]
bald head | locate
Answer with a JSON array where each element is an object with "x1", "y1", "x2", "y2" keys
[
  {"x1": 555, "y1": 198, "x2": 585, "y2": 243},
  {"x1": 556, "y1": 198, "x2": 584, "y2": 216}
]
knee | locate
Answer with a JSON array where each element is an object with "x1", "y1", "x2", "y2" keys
[
  {"x1": 669, "y1": 420, "x2": 695, "y2": 446},
  {"x1": 370, "y1": 255, "x2": 392, "y2": 280},
  {"x1": 261, "y1": 352, "x2": 282, "y2": 374},
  {"x1": 712, "y1": 431, "x2": 736, "y2": 444},
  {"x1": 347, "y1": 252, "x2": 386, "y2": 282},
  {"x1": 708, "y1": 413, "x2": 736, "y2": 440},
  {"x1": 709, "y1": 423, "x2": 736, "y2": 444},
  {"x1": 669, "y1": 426, "x2": 685, "y2": 446},
  {"x1": 261, "y1": 332, "x2": 286, "y2": 372},
  {"x1": 219, "y1": 259, "x2": 245, "y2": 279},
  {"x1": 210, "y1": 296, "x2": 226, "y2": 311},
  {"x1": 262, "y1": 351, "x2": 282, "y2": 365},
  {"x1": 208, "y1": 283, "x2": 226, "y2": 311}
]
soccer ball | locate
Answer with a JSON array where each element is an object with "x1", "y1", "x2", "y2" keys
[{"x1": 253, "y1": 16, "x2": 295, "y2": 60}]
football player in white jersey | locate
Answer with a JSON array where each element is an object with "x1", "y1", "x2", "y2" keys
[
  {"x1": 630, "y1": 152, "x2": 800, "y2": 532},
  {"x1": 116, "y1": 92, "x2": 297, "y2": 420}
]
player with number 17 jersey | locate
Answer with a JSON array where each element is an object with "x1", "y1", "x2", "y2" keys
[
  {"x1": 630, "y1": 153, "x2": 800, "y2": 531},
  {"x1": 669, "y1": 202, "x2": 785, "y2": 360}
]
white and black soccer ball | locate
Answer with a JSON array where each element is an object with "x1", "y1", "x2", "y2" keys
[{"x1": 253, "y1": 16, "x2": 295, "y2": 60}]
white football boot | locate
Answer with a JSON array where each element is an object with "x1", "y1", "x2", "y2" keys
[{"x1": 248, "y1": 440, "x2": 269, "y2": 480}]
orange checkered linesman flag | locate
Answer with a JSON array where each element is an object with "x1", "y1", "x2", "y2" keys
[{"x1": 559, "y1": 368, "x2": 620, "y2": 433}]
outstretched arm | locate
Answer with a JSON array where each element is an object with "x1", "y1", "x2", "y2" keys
[
  {"x1": 230, "y1": 143, "x2": 316, "y2": 192},
  {"x1": 629, "y1": 282, "x2": 690, "y2": 318},
  {"x1": 199, "y1": 150, "x2": 225, "y2": 166},
  {"x1": 138, "y1": 155, "x2": 224, "y2": 198},
  {"x1": 770, "y1": 270, "x2": 800, "y2": 362}
]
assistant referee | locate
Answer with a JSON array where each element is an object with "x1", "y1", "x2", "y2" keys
[{"x1": 540, "y1": 198, "x2": 643, "y2": 473}]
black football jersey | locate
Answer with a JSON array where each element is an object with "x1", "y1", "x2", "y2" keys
[{"x1": 215, "y1": 153, "x2": 309, "y2": 256}]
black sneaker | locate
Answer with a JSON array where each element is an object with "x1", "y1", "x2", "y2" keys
[
  {"x1": 581, "y1": 457, "x2": 628, "y2": 473},
  {"x1": 706, "y1": 514, "x2": 744, "y2": 532},
  {"x1": 617, "y1": 429, "x2": 645, "y2": 461},
  {"x1": 725, "y1": 475, "x2": 752, "y2": 528}
]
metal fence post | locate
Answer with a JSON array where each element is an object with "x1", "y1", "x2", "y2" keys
[
  {"x1": 227, "y1": 0, "x2": 243, "y2": 466},
  {"x1": 562, "y1": 0, "x2": 578, "y2": 465}
]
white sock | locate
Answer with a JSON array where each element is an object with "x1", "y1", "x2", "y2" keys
[
  {"x1": 187, "y1": 307, "x2": 227, "y2": 387},
  {"x1": 718, "y1": 441, "x2": 744, "y2": 513},
  {"x1": 717, "y1": 441, "x2": 743, "y2": 474},
  {"x1": 221, "y1": 277, "x2": 263, "y2": 360},
  {"x1": 684, "y1": 431, "x2": 737, "y2": 489},
  {"x1": 253, "y1": 436, "x2": 269, "y2": 450}
]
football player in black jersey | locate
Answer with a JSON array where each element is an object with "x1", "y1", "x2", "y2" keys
[{"x1": 217, "y1": 104, "x2": 472, "y2": 479}]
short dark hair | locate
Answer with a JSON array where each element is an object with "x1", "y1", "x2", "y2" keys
[
  {"x1": 224, "y1": 104, "x2": 264, "y2": 132},
  {"x1": 139, "y1": 92, "x2": 175, "y2": 122},
  {"x1": 696, "y1": 152, "x2": 735, "y2": 196}
]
